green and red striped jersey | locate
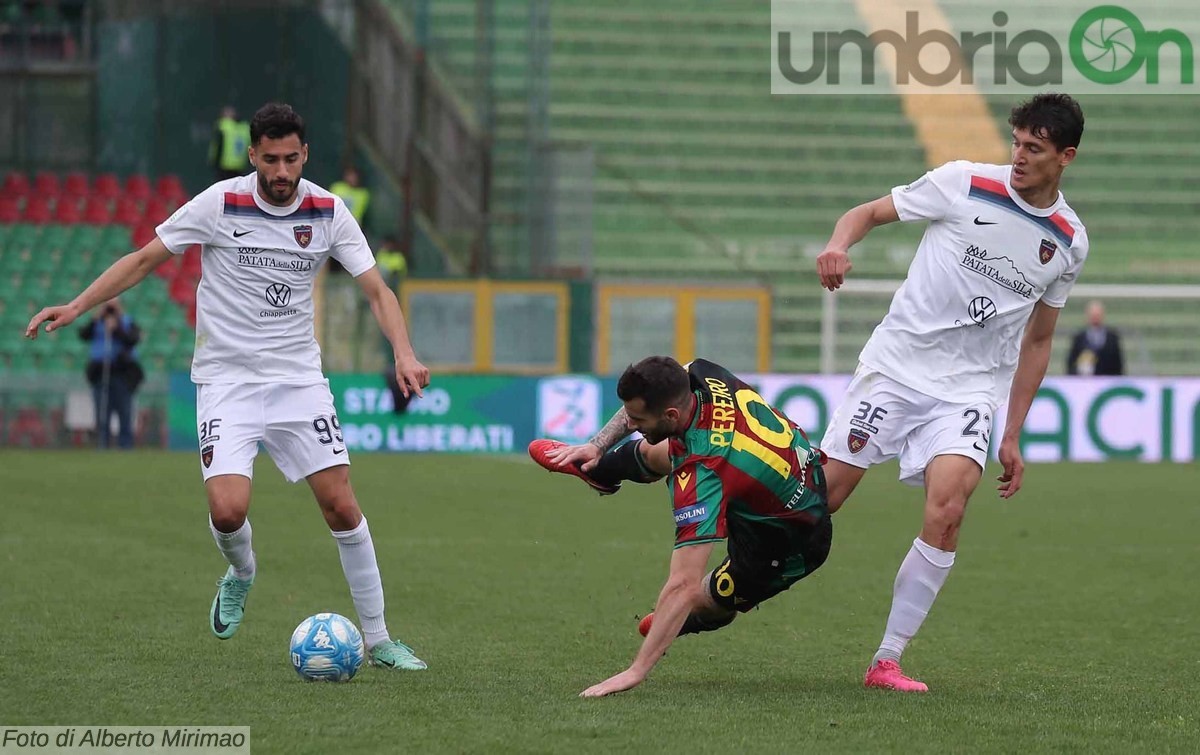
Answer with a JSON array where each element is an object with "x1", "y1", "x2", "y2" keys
[{"x1": 668, "y1": 359, "x2": 826, "y2": 548}]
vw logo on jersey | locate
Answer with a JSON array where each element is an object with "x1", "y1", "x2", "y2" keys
[
  {"x1": 265, "y1": 282, "x2": 293, "y2": 308},
  {"x1": 293, "y1": 224, "x2": 313, "y2": 249},
  {"x1": 968, "y1": 296, "x2": 997, "y2": 327}
]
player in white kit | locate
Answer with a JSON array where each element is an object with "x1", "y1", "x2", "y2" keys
[
  {"x1": 814, "y1": 94, "x2": 1088, "y2": 691},
  {"x1": 26, "y1": 103, "x2": 430, "y2": 671}
]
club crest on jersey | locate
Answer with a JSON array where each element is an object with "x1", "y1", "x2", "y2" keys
[
  {"x1": 293, "y1": 224, "x2": 313, "y2": 249},
  {"x1": 847, "y1": 429, "x2": 870, "y2": 454},
  {"x1": 1038, "y1": 238, "x2": 1057, "y2": 265},
  {"x1": 201, "y1": 444, "x2": 214, "y2": 469}
]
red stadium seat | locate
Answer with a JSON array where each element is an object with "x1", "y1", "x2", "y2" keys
[
  {"x1": 54, "y1": 196, "x2": 82, "y2": 224},
  {"x1": 142, "y1": 196, "x2": 170, "y2": 226},
  {"x1": 124, "y1": 174, "x2": 152, "y2": 201},
  {"x1": 92, "y1": 173, "x2": 121, "y2": 198},
  {"x1": 131, "y1": 223, "x2": 157, "y2": 250},
  {"x1": 63, "y1": 172, "x2": 89, "y2": 196},
  {"x1": 82, "y1": 196, "x2": 112, "y2": 224},
  {"x1": 169, "y1": 273, "x2": 198, "y2": 304},
  {"x1": 113, "y1": 196, "x2": 143, "y2": 226},
  {"x1": 180, "y1": 246, "x2": 202, "y2": 277},
  {"x1": 156, "y1": 174, "x2": 185, "y2": 199},
  {"x1": 2, "y1": 171, "x2": 30, "y2": 196},
  {"x1": 0, "y1": 195, "x2": 21, "y2": 223},
  {"x1": 33, "y1": 171, "x2": 60, "y2": 197},
  {"x1": 22, "y1": 195, "x2": 52, "y2": 224}
]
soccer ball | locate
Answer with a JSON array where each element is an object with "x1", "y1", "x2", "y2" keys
[{"x1": 289, "y1": 613, "x2": 365, "y2": 682}]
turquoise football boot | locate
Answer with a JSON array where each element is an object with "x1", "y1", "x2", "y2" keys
[{"x1": 210, "y1": 566, "x2": 254, "y2": 640}]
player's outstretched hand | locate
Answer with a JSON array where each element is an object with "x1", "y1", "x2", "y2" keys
[
  {"x1": 816, "y1": 248, "x2": 853, "y2": 291},
  {"x1": 543, "y1": 442, "x2": 602, "y2": 472},
  {"x1": 580, "y1": 668, "x2": 645, "y2": 699},
  {"x1": 394, "y1": 353, "x2": 430, "y2": 399},
  {"x1": 25, "y1": 303, "x2": 79, "y2": 339},
  {"x1": 996, "y1": 437, "x2": 1024, "y2": 498}
]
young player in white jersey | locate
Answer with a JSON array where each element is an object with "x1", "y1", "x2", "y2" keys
[
  {"x1": 814, "y1": 93, "x2": 1088, "y2": 692},
  {"x1": 26, "y1": 103, "x2": 430, "y2": 671}
]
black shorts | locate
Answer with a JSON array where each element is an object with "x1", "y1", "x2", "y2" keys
[{"x1": 707, "y1": 514, "x2": 833, "y2": 613}]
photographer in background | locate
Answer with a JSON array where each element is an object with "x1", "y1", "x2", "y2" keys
[{"x1": 78, "y1": 298, "x2": 144, "y2": 448}]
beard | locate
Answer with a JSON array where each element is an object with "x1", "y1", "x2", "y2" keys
[
  {"x1": 258, "y1": 172, "x2": 299, "y2": 204},
  {"x1": 640, "y1": 419, "x2": 676, "y2": 445}
]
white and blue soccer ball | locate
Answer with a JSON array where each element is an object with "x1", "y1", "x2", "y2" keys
[{"x1": 289, "y1": 613, "x2": 365, "y2": 682}]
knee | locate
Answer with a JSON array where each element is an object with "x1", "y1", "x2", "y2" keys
[
  {"x1": 320, "y1": 491, "x2": 362, "y2": 530},
  {"x1": 925, "y1": 495, "x2": 967, "y2": 539},
  {"x1": 209, "y1": 495, "x2": 248, "y2": 532}
]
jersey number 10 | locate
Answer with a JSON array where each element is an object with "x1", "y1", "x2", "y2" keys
[{"x1": 731, "y1": 389, "x2": 808, "y2": 481}]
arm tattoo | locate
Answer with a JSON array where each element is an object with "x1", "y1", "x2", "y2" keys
[{"x1": 589, "y1": 407, "x2": 632, "y2": 453}]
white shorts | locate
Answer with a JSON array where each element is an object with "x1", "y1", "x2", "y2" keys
[
  {"x1": 196, "y1": 381, "x2": 350, "y2": 483},
  {"x1": 820, "y1": 367, "x2": 995, "y2": 486}
]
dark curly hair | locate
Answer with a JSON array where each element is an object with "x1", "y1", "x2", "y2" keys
[
  {"x1": 617, "y1": 356, "x2": 692, "y2": 413},
  {"x1": 1009, "y1": 93, "x2": 1084, "y2": 151},
  {"x1": 250, "y1": 103, "x2": 306, "y2": 145}
]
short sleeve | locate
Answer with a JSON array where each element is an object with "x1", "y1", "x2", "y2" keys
[
  {"x1": 155, "y1": 185, "x2": 222, "y2": 254},
  {"x1": 1042, "y1": 229, "x2": 1089, "y2": 308},
  {"x1": 890, "y1": 160, "x2": 969, "y2": 223},
  {"x1": 671, "y1": 460, "x2": 726, "y2": 548},
  {"x1": 329, "y1": 200, "x2": 376, "y2": 277}
]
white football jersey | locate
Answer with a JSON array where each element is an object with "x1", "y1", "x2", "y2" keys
[
  {"x1": 156, "y1": 174, "x2": 375, "y2": 384},
  {"x1": 858, "y1": 161, "x2": 1089, "y2": 405}
]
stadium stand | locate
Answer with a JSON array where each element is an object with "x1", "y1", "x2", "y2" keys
[
  {"x1": 411, "y1": 0, "x2": 1200, "y2": 372},
  {"x1": 0, "y1": 170, "x2": 196, "y2": 444}
]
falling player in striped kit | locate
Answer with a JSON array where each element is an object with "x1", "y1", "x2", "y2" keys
[
  {"x1": 26, "y1": 103, "x2": 429, "y2": 671},
  {"x1": 530, "y1": 356, "x2": 832, "y2": 698},
  {"x1": 815, "y1": 93, "x2": 1088, "y2": 692}
]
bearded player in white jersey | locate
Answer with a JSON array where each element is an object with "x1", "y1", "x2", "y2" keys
[
  {"x1": 815, "y1": 93, "x2": 1088, "y2": 692},
  {"x1": 26, "y1": 103, "x2": 430, "y2": 671}
]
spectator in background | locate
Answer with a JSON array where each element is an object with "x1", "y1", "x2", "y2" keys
[
  {"x1": 1067, "y1": 300, "x2": 1124, "y2": 376},
  {"x1": 331, "y1": 167, "x2": 370, "y2": 226},
  {"x1": 209, "y1": 105, "x2": 251, "y2": 181},
  {"x1": 79, "y1": 298, "x2": 144, "y2": 449},
  {"x1": 376, "y1": 235, "x2": 409, "y2": 291}
]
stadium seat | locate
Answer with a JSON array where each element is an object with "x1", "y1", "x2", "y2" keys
[
  {"x1": 54, "y1": 197, "x2": 82, "y2": 224},
  {"x1": 2, "y1": 171, "x2": 30, "y2": 197},
  {"x1": 113, "y1": 196, "x2": 142, "y2": 226},
  {"x1": 82, "y1": 196, "x2": 112, "y2": 224},
  {"x1": 0, "y1": 195, "x2": 21, "y2": 223},
  {"x1": 156, "y1": 174, "x2": 185, "y2": 200},
  {"x1": 92, "y1": 173, "x2": 121, "y2": 198},
  {"x1": 22, "y1": 196, "x2": 52, "y2": 224},
  {"x1": 62, "y1": 172, "x2": 89, "y2": 197},
  {"x1": 180, "y1": 246, "x2": 202, "y2": 277},
  {"x1": 124, "y1": 174, "x2": 152, "y2": 201},
  {"x1": 142, "y1": 197, "x2": 170, "y2": 226},
  {"x1": 131, "y1": 222, "x2": 156, "y2": 249},
  {"x1": 33, "y1": 171, "x2": 60, "y2": 197}
]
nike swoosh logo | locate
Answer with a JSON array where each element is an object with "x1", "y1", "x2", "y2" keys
[
  {"x1": 973, "y1": 441, "x2": 987, "y2": 453},
  {"x1": 233, "y1": 229, "x2": 254, "y2": 238},
  {"x1": 212, "y1": 593, "x2": 230, "y2": 634},
  {"x1": 973, "y1": 217, "x2": 997, "y2": 225},
  {"x1": 332, "y1": 448, "x2": 346, "y2": 455}
]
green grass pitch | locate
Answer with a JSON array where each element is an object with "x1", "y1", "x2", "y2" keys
[{"x1": 2, "y1": 450, "x2": 1197, "y2": 753}]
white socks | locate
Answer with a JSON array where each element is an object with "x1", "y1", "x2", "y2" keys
[
  {"x1": 331, "y1": 517, "x2": 390, "y2": 650},
  {"x1": 873, "y1": 537, "x2": 955, "y2": 665},
  {"x1": 209, "y1": 517, "x2": 256, "y2": 580}
]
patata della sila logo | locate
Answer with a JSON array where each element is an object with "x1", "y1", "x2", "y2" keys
[{"x1": 772, "y1": 4, "x2": 1195, "y2": 92}]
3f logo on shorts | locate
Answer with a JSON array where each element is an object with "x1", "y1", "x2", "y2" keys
[
  {"x1": 848, "y1": 401, "x2": 887, "y2": 454},
  {"x1": 850, "y1": 402, "x2": 888, "y2": 434},
  {"x1": 199, "y1": 418, "x2": 222, "y2": 445}
]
